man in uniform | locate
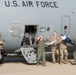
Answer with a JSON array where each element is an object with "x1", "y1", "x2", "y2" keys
[
  {"x1": 71, "y1": 50, "x2": 76, "y2": 65},
  {"x1": 0, "y1": 33, "x2": 4, "y2": 66},
  {"x1": 70, "y1": 38, "x2": 76, "y2": 65},
  {"x1": 59, "y1": 34, "x2": 69, "y2": 64},
  {"x1": 36, "y1": 35, "x2": 46, "y2": 66},
  {"x1": 50, "y1": 31, "x2": 59, "y2": 64},
  {"x1": 23, "y1": 33, "x2": 32, "y2": 47}
]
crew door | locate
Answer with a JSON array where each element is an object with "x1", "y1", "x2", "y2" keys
[
  {"x1": 61, "y1": 16, "x2": 71, "y2": 35},
  {"x1": 24, "y1": 25, "x2": 38, "y2": 45}
]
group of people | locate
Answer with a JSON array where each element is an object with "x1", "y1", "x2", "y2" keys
[
  {"x1": 0, "y1": 32, "x2": 76, "y2": 66},
  {"x1": 36, "y1": 31, "x2": 69, "y2": 66}
]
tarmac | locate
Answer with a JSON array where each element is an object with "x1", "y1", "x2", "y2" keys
[{"x1": 0, "y1": 56, "x2": 76, "y2": 75}]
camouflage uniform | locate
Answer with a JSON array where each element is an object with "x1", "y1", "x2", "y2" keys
[
  {"x1": 50, "y1": 36, "x2": 59, "y2": 63},
  {"x1": 36, "y1": 40, "x2": 46, "y2": 66},
  {"x1": 23, "y1": 33, "x2": 32, "y2": 46},
  {"x1": 0, "y1": 40, "x2": 4, "y2": 62},
  {"x1": 59, "y1": 39, "x2": 68, "y2": 64}
]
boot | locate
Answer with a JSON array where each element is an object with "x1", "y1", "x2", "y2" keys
[
  {"x1": 64, "y1": 61, "x2": 69, "y2": 64},
  {"x1": 60, "y1": 62, "x2": 62, "y2": 65},
  {"x1": 71, "y1": 61, "x2": 76, "y2": 65},
  {"x1": 53, "y1": 61, "x2": 56, "y2": 64}
]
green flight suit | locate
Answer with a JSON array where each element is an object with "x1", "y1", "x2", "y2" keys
[
  {"x1": 36, "y1": 40, "x2": 46, "y2": 65},
  {"x1": 71, "y1": 50, "x2": 76, "y2": 65}
]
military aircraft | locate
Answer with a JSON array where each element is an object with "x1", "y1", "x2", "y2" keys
[{"x1": 0, "y1": 0, "x2": 76, "y2": 63}]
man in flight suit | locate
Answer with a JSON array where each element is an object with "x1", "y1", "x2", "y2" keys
[
  {"x1": 36, "y1": 35, "x2": 46, "y2": 66},
  {"x1": 70, "y1": 38, "x2": 76, "y2": 65}
]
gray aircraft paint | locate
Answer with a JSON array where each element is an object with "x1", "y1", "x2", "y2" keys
[{"x1": 0, "y1": 0, "x2": 76, "y2": 52}]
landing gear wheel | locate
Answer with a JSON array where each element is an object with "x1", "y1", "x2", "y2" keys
[{"x1": 0, "y1": 51, "x2": 4, "y2": 63}]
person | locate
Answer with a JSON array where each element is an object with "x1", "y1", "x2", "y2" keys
[
  {"x1": 0, "y1": 33, "x2": 4, "y2": 66},
  {"x1": 59, "y1": 34, "x2": 69, "y2": 64},
  {"x1": 0, "y1": 40, "x2": 3, "y2": 58},
  {"x1": 69, "y1": 38, "x2": 76, "y2": 65},
  {"x1": 71, "y1": 50, "x2": 76, "y2": 65},
  {"x1": 49, "y1": 31, "x2": 59, "y2": 64},
  {"x1": 36, "y1": 35, "x2": 46, "y2": 66},
  {"x1": 23, "y1": 33, "x2": 32, "y2": 47}
]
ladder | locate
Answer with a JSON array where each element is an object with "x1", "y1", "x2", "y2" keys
[{"x1": 20, "y1": 46, "x2": 37, "y2": 63}]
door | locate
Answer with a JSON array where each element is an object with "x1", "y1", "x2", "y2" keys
[
  {"x1": 24, "y1": 25, "x2": 38, "y2": 44},
  {"x1": 61, "y1": 15, "x2": 71, "y2": 35}
]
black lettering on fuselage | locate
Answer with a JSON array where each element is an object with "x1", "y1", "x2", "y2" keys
[
  {"x1": 35, "y1": 1, "x2": 59, "y2": 8},
  {"x1": 22, "y1": 1, "x2": 33, "y2": 7},
  {"x1": 22, "y1": 1, "x2": 27, "y2": 7},
  {"x1": 4, "y1": 1, "x2": 59, "y2": 8},
  {"x1": 45, "y1": 2, "x2": 49, "y2": 7},
  {"x1": 13, "y1": 0, "x2": 18, "y2": 7},
  {"x1": 4, "y1": 1, "x2": 10, "y2": 7},
  {"x1": 36, "y1": 1, "x2": 39, "y2": 7},
  {"x1": 53, "y1": 2, "x2": 58, "y2": 8},
  {"x1": 28, "y1": 1, "x2": 33, "y2": 7},
  {"x1": 40, "y1": 1, "x2": 45, "y2": 7},
  {"x1": 49, "y1": 2, "x2": 54, "y2": 8}
]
